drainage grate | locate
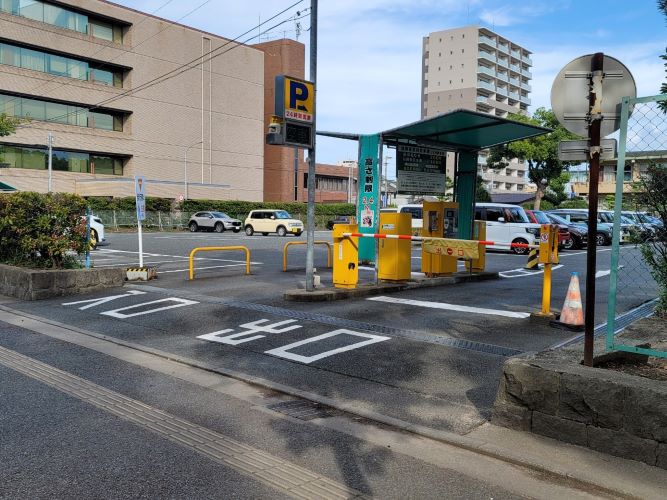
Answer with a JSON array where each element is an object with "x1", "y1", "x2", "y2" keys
[
  {"x1": 131, "y1": 285, "x2": 523, "y2": 358},
  {"x1": 551, "y1": 299, "x2": 657, "y2": 350},
  {"x1": 267, "y1": 400, "x2": 339, "y2": 420}
]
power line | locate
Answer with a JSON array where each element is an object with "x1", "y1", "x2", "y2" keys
[{"x1": 15, "y1": 1, "x2": 307, "y2": 130}]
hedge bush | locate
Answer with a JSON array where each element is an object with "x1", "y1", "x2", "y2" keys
[{"x1": 0, "y1": 192, "x2": 87, "y2": 268}]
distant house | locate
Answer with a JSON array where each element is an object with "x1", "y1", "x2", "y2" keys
[{"x1": 489, "y1": 193, "x2": 536, "y2": 205}]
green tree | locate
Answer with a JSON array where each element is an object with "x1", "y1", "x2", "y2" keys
[
  {"x1": 0, "y1": 113, "x2": 20, "y2": 137},
  {"x1": 544, "y1": 171, "x2": 571, "y2": 206},
  {"x1": 476, "y1": 175, "x2": 491, "y2": 202},
  {"x1": 487, "y1": 108, "x2": 580, "y2": 210}
]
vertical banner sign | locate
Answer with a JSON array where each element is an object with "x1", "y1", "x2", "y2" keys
[
  {"x1": 356, "y1": 134, "x2": 380, "y2": 262},
  {"x1": 135, "y1": 176, "x2": 146, "y2": 221},
  {"x1": 135, "y1": 175, "x2": 146, "y2": 267}
]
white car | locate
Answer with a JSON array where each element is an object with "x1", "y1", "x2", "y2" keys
[
  {"x1": 244, "y1": 209, "x2": 303, "y2": 236},
  {"x1": 87, "y1": 215, "x2": 105, "y2": 249},
  {"x1": 474, "y1": 203, "x2": 540, "y2": 254}
]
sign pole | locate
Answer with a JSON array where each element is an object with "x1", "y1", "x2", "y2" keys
[
  {"x1": 135, "y1": 176, "x2": 146, "y2": 269},
  {"x1": 584, "y1": 52, "x2": 604, "y2": 367},
  {"x1": 305, "y1": 0, "x2": 318, "y2": 291}
]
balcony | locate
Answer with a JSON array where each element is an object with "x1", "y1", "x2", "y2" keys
[
  {"x1": 478, "y1": 35, "x2": 496, "y2": 47},
  {"x1": 496, "y1": 57, "x2": 508, "y2": 68},
  {"x1": 509, "y1": 91, "x2": 520, "y2": 100},
  {"x1": 495, "y1": 86, "x2": 508, "y2": 97},
  {"x1": 509, "y1": 63, "x2": 521, "y2": 73},
  {"x1": 476, "y1": 95, "x2": 489, "y2": 104},
  {"x1": 509, "y1": 77, "x2": 520, "y2": 87},
  {"x1": 510, "y1": 49, "x2": 521, "y2": 59},
  {"x1": 522, "y1": 55, "x2": 533, "y2": 65},
  {"x1": 477, "y1": 80, "x2": 495, "y2": 92},
  {"x1": 497, "y1": 43, "x2": 509, "y2": 54},
  {"x1": 477, "y1": 65, "x2": 495, "y2": 77},
  {"x1": 521, "y1": 82, "x2": 532, "y2": 91},
  {"x1": 521, "y1": 68, "x2": 532, "y2": 78},
  {"x1": 520, "y1": 95, "x2": 531, "y2": 105},
  {"x1": 478, "y1": 50, "x2": 496, "y2": 64}
]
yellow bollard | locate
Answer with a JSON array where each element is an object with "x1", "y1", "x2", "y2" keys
[{"x1": 189, "y1": 246, "x2": 250, "y2": 280}]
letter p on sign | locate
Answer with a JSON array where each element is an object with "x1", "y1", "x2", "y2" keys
[{"x1": 284, "y1": 77, "x2": 314, "y2": 122}]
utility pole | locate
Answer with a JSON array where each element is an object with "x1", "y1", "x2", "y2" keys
[
  {"x1": 47, "y1": 133, "x2": 54, "y2": 193},
  {"x1": 305, "y1": 0, "x2": 318, "y2": 291}
]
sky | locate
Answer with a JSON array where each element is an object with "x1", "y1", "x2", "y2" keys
[{"x1": 112, "y1": 0, "x2": 666, "y2": 178}]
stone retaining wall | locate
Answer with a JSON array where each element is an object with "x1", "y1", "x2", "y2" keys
[
  {"x1": 493, "y1": 356, "x2": 667, "y2": 470},
  {"x1": 0, "y1": 264, "x2": 125, "y2": 300}
]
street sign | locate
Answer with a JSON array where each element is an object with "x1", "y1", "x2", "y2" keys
[
  {"x1": 551, "y1": 54, "x2": 636, "y2": 137},
  {"x1": 558, "y1": 138, "x2": 617, "y2": 161},
  {"x1": 396, "y1": 145, "x2": 447, "y2": 195},
  {"x1": 270, "y1": 75, "x2": 315, "y2": 148},
  {"x1": 135, "y1": 175, "x2": 146, "y2": 221}
]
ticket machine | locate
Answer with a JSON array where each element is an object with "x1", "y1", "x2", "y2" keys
[{"x1": 421, "y1": 201, "x2": 459, "y2": 276}]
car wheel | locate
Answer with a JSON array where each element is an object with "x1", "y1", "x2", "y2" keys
[
  {"x1": 511, "y1": 238, "x2": 529, "y2": 255},
  {"x1": 214, "y1": 222, "x2": 224, "y2": 233},
  {"x1": 244, "y1": 225, "x2": 254, "y2": 236},
  {"x1": 596, "y1": 232, "x2": 608, "y2": 246},
  {"x1": 189, "y1": 221, "x2": 198, "y2": 232},
  {"x1": 89, "y1": 229, "x2": 98, "y2": 250},
  {"x1": 262, "y1": 232, "x2": 268, "y2": 236},
  {"x1": 562, "y1": 237, "x2": 575, "y2": 250},
  {"x1": 277, "y1": 226, "x2": 287, "y2": 237},
  {"x1": 295, "y1": 231, "x2": 302, "y2": 237},
  {"x1": 233, "y1": 228, "x2": 240, "y2": 233}
]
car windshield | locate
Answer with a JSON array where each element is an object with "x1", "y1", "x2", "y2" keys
[
  {"x1": 531, "y1": 211, "x2": 550, "y2": 224},
  {"x1": 211, "y1": 212, "x2": 229, "y2": 219},
  {"x1": 506, "y1": 207, "x2": 529, "y2": 223},
  {"x1": 546, "y1": 213, "x2": 568, "y2": 224},
  {"x1": 275, "y1": 210, "x2": 291, "y2": 219}
]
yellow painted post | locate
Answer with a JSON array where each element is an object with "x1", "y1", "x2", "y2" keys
[
  {"x1": 189, "y1": 246, "x2": 250, "y2": 280},
  {"x1": 378, "y1": 212, "x2": 411, "y2": 281},
  {"x1": 333, "y1": 224, "x2": 359, "y2": 288},
  {"x1": 542, "y1": 262, "x2": 552, "y2": 315},
  {"x1": 466, "y1": 220, "x2": 486, "y2": 272},
  {"x1": 538, "y1": 224, "x2": 557, "y2": 316},
  {"x1": 283, "y1": 241, "x2": 333, "y2": 271}
]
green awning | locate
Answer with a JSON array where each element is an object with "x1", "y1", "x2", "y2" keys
[{"x1": 381, "y1": 109, "x2": 550, "y2": 152}]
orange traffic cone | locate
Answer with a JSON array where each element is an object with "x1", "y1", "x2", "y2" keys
[{"x1": 552, "y1": 272, "x2": 584, "y2": 331}]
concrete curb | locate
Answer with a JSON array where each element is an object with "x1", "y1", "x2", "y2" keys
[
  {"x1": 0, "y1": 303, "x2": 657, "y2": 499},
  {"x1": 284, "y1": 271, "x2": 499, "y2": 301}
]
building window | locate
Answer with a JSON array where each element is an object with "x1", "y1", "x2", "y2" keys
[
  {"x1": 0, "y1": 144, "x2": 124, "y2": 174},
  {"x1": 462, "y1": 49, "x2": 465, "y2": 53},
  {"x1": 0, "y1": 92, "x2": 123, "y2": 131},
  {"x1": 624, "y1": 163, "x2": 632, "y2": 182},
  {"x1": 0, "y1": 42, "x2": 123, "y2": 87},
  {"x1": 0, "y1": 0, "x2": 123, "y2": 43}
]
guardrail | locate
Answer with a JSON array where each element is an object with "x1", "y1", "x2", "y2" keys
[
  {"x1": 283, "y1": 241, "x2": 332, "y2": 271},
  {"x1": 189, "y1": 246, "x2": 251, "y2": 280}
]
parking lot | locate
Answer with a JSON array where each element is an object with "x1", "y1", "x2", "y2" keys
[{"x1": 6, "y1": 229, "x2": 657, "y2": 436}]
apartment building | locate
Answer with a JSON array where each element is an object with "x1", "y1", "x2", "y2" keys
[
  {"x1": 421, "y1": 26, "x2": 532, "y2": 193},
  {"x1": 570, "y1": 151, "x2": 667, "y2": 203},
  {"x1": 0, "y1": 0, "x2": 264, "y2": 200}
]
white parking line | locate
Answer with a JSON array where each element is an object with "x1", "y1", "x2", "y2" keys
[
  {"x1": 97, "y1": 249, "x2": 253, "y2": 263},
  {"x1": 500, "y1": 264, "x2": 564, "y2": 279},
  {"x1": 368, "y1": 296, "x2": 531, "y2": 319}
]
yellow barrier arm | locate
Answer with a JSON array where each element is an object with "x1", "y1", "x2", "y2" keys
[{"x1": 189, "y1": 246, "x2": 250, "y2": 280}]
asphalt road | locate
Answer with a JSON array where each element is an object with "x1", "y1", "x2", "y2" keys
[{"x1": 8, "y1": 230, "x2": 656, "y2": 437}]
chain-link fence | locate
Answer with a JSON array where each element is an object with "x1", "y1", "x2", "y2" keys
[
  {"x1": 93, "y1": 210, "x2": 339, "y2": 231},
  {"x1": 607, "y1": 94, "x2": 667, "y2": 359}
]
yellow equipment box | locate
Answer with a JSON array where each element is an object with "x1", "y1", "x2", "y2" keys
[
  {"x1": 421, "y1": 201, "x2": 459, "y2": 276},
  {"x1": 333, "y1": 224, "x2": 359, "y2": 289},
  {"x1": 378, "y1": 213, "x2": 412, "y2": 281}
]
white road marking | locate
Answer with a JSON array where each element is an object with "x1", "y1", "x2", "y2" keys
[
  {"x1": 98, "y1": 248, "x2": 249, "y2": 263},
  {"x1": 596, "y1": 265, "x2": 624, "y2": 279},
  {"x1": 264, "y1": 329, "x2": 390, "y2": 364},
  {"x1": 197, "y1": 319, "x2": 302, "y2": 345},
  {"x1": 499, "y1": 264, "x2": 564, "y2": 279},
  {"x1": 62, "y1": 290, "x2": 147, "y2": 310},
  {"x1": 160, "y1": 263, "x2": 259, "y2": 274},
  {"x1": 101, "y1": 297, "x2": 198, "y2": 318},
  {"x1": 368, "y1": 296, "x2": 531, "y2": 319}
]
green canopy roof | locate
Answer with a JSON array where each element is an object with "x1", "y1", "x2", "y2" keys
[
  {"x1": 0, "y1": 181, "x2": 16, "y2": 192},
  {"x1": 380, "y1": 109, "x2": 550, "y2": 152}
]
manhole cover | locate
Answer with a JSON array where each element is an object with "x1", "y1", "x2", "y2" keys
[{"x1": 267, "y1": 400, "x2": 339, "y2": 420}]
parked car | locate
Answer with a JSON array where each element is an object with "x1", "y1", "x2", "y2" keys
[
  {"x1": 597, "y1": 210, "x2": 639, "y2": 242},
  {"x1": 547, "y1": 209, "x2": 619, "y2": 246},
  {"x1": 621, "y1": 211, "x2": 658, "y2": 240},
  {"x1": 474, "y1": 202, "x2": 540, "y2": 254},
  {"x1": 244, "y1": 209, "x2": 303, "y2": 236},
  {"x1": 326, "y1": 215, "x2": 355, "y2": 230},
  {"x1": 543, "y1": 212, "x2": 588, "y2": 250},
  {"x1": 397, "y1": 204, "x2": 423, "y2": 235},
  {"x1": 525, "y1": 209, "x2": 571, "y2": 248},
  {"x1": 86, "y1": 215, "x2": 106, "y2": 250},
  {"x1": 188, "y1": 211, "x2": 242, "y2": 233}
]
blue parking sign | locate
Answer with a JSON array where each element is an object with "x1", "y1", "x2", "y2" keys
[{"x1": 135, "y1": 176, "x2": 146, "y2": 221}]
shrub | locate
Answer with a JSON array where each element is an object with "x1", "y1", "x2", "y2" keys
[
  {"x1": 636, "y1": 164, "x2": 667, "y2": 316},
  {"x1": 0, "y1": 192, "x2": 87, "y2": 268},
  {"x1": 559, "y1": 197, "x2": 589, "y2": 209}
]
